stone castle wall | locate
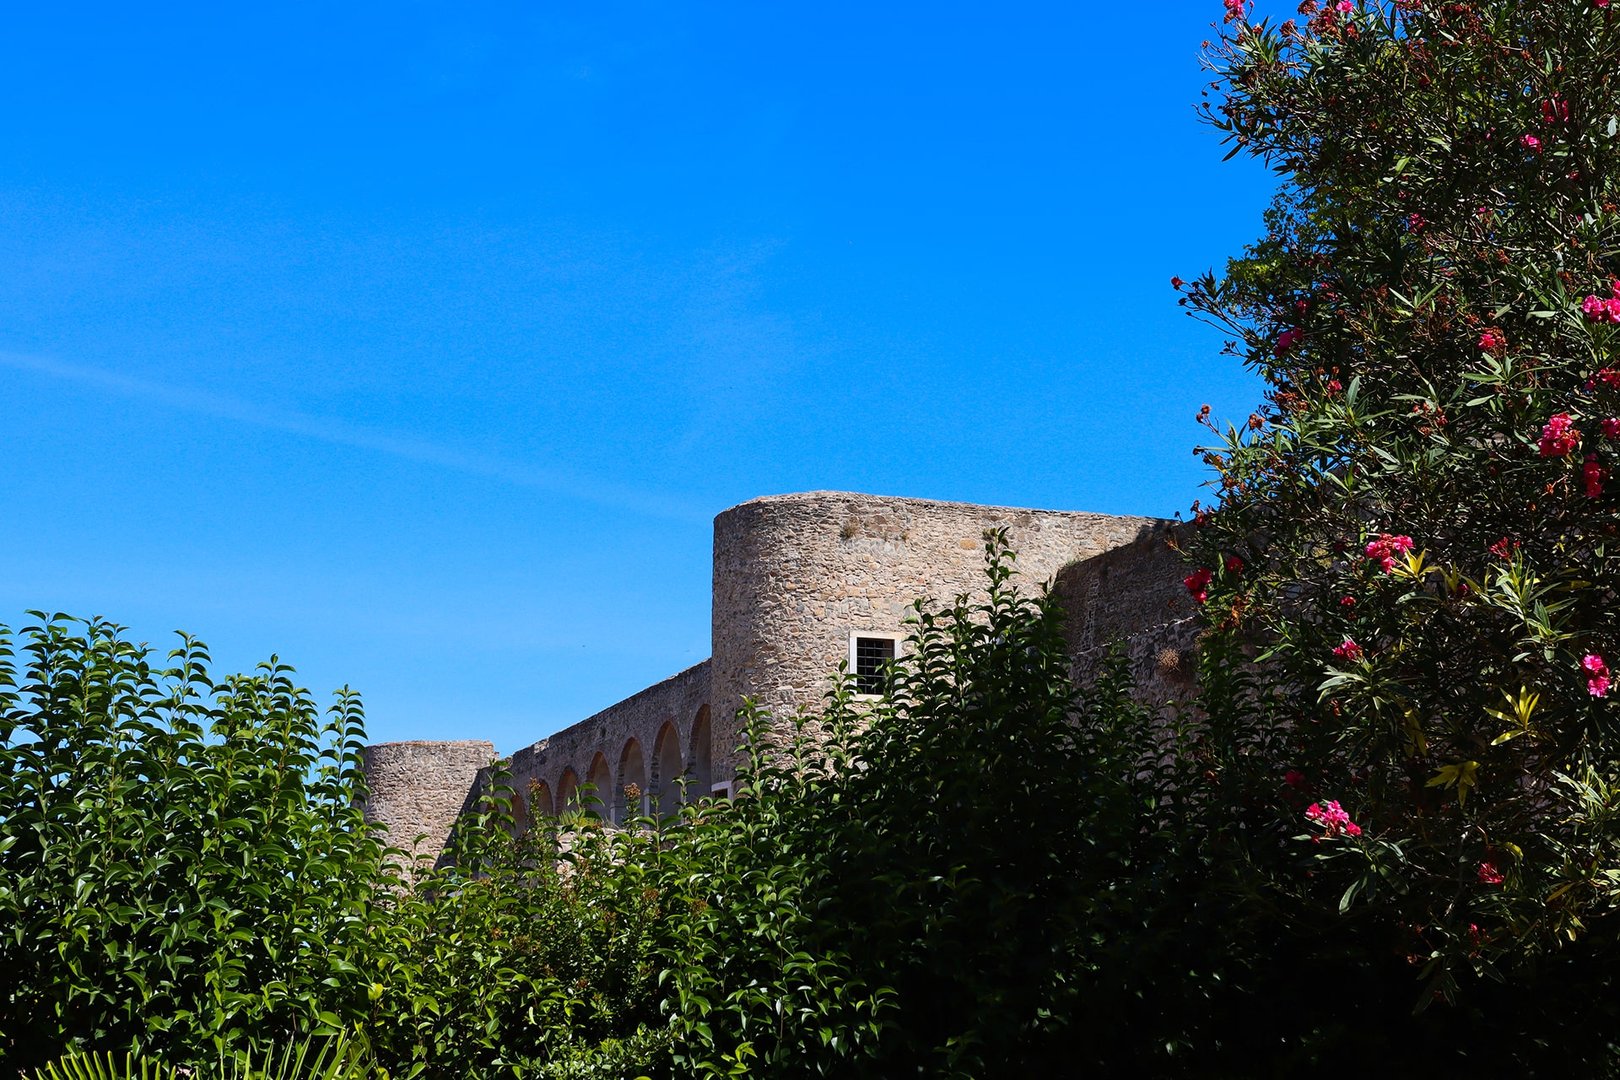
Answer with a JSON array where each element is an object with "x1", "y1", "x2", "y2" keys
[
  {"x1": 709, "y1": 491, "x2": 1163, "y2": 770},
  {"x1": 504, "y1": 660, "x2": 713, "y2": 827},
  {"x1": 1052, "y1": 523, "x2": 1201, "y2": 704},
  {"x1": 360, "y1": 740, "x2": 495, "y2": 865},
  {"x1": 361, "y1": 491, "x2": 1194, "y2": 864}
]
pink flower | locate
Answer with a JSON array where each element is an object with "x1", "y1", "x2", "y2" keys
[
  {"x1": 1604, "y1": 419, "x2": 1620, "y2": 439},
  {"x1": 1407, "y1": 212, "x2": 1425, "y2": 232},
  {"x1": 1521, "y1": 134, "x2": 1542, "y2": 153},
  {"x1": 1598, "y1": 369, "x2": 1620, "y2": 388},
  {"x1": 1171, "y1": 275, "x2": 1185, "y2": 290},
  {"x1": 1333, "y1": 638, "x2": 1363, "y2": 662},
  {"x1": 1223, "y1": 0, "x2": 1247, "y2": 20},
  {"x1": 1339, "y1": 595, "x2": 1357, "y2": 609},
  {"x1": 1582, "y1": 288, "x2": 1620, "y2": 324},
  {"x1": 1539, "y1": 413, "x2": 1581, "y2": 457},
  {"x1": 1478, "y1": 328, "x2": 1505, "y2": 353},
  {"x1": 1584, "y1": 653, "x2": 1611, "y2": 698},
  {"x1": 1364, "y1": 533, "x2": 1415, "y2": 573},
  {"x1": 1306, "y1": 799, "x2": 1362, "y2": 838},
  {"x1": 1488, "y1": 536, "x2": 1518, "y2": 560},
  {"x1": 1275, "y1": 328, "x2": 1302, "y2": 355},
  {"x1": 1477, "y1": 860, "x2": 1505, "y2": 885},
  {"x1": 1284, "y1": 769, "x2": 1306, "y2": 789},
  {"x1": 1335, "y1": 0, "x2": 1353, "y2": 11},
  {"x1": 1585, "y1": 453, "x2": 1606, "y2": 498},
  {"x1": 1184, "y1": 567, "x2": 1213, "y2": 604},
  {"x1": 1542, "y1": 97, "x2": 1570, "y2": 125}
]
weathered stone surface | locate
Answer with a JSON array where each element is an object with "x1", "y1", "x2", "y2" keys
[
  {"x1": 360, "y1": 740, "x2": 495, "y2": 867},
  {"x1": 711, "y1": 491, "x2": 1164, "y2": 770},
  {"x1": 505, "y1": 660, "x2": 713, "y2": 824},
  {"x1": 1053, "y1": 523, "x2": 1202, "y2": 704},
  {"x1": 362, "y1": 490, "x2": 1195, "y2": 849}
]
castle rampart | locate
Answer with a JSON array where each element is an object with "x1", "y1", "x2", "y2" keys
[
  {"x1": 361, "y1": 491, "x2": 1190, "y2": 864},
  {"x1": 505, "y1": 660, "x2": 712, "y2": 827},
  {"x1": 710, "y1": 491, "x2": 1164, "y2": 766}
]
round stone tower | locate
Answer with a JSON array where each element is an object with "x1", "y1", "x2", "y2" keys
[{"x1": 360, "y1": 739, "x2": 494, "y2": 868}]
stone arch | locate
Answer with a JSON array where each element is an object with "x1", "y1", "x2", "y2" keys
[
  {"x1": 652, "y1": 721, "x2": 684, "y2": 816},
  {"x1": 617, "y1": 738, "x2": 648, "y2": 824},
  {"x1": 689, "y1": 705, "x2": 712, "y2": 800},
  {"x1": 557, "y1": 768, "x2": 581, "y2": 813},
  {"x1": 587, "y1": 752, "x2": 613, "y2": 819},
  {"x1": 510, "y1": 790, "x2": 529, "y2": 836},
  {"x1": 529, "y1": 778, "x2": 554, "y2": 818}
]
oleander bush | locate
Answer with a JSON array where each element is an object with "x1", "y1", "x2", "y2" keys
[{"x1": 1166, "y1": 0, "x2": 1620, "y2": 1070}]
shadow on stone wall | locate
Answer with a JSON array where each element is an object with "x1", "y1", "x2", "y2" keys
[{"x1": 1051, "y1": 520, "x2": 1201, "y2": 707}]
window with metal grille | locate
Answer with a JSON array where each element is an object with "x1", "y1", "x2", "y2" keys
[{"x1": 853, "y1": 636, "x2": 896, "y2": 695}]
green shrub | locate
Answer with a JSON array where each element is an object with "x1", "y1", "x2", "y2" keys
[
  {"x1": 1167, "y1": 0, "x2": 1620, "y2": 1070},
  {"x1": 0, "y1": 616, "x2": 389, "y2": 1074},
  {"x1": 363, "y1": 787, "x2": 672, "y2": 1078}
]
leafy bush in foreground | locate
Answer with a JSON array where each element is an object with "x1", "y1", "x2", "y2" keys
[
  {"x1": 1168, "y1": 0, "x2": 1620, "y2": 1070},
  {"x1": 0, "y1": 616, "x2": 387, "y2": 1074}
]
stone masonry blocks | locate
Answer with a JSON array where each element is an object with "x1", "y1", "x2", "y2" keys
[
  {"x1": 710, "y1": 492, "x2": 1166, "y2": 771},
  {"x1": 360, "y1": 739, "x2": 495, "y2": 866},
  {"x1": 363, "y1": 490, "x2": 1193, "y2": 857}
]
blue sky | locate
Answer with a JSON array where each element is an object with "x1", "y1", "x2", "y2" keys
[{"x1": 0, "y1": 2, "x2": 1285, "y2": 752}]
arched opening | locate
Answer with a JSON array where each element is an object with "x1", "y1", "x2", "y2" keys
[
  {"x1": 509, "y1": 790, "x2": 529, "y2": 836},
  {"x1": 689, "y1": 705, "x2": 712, "y2": 801},
  {"x1": 529, "y1": 778, "x2": 554, "y2": 819},
  {"x1": 557, "y1": 768, "x2": 580, "y2": 813},
  {"x1": 652, "y1": 721, "x2": 684, "y2": 817},
  {"x1": 586, "y1": 753, "x2": 613, "y2": 820},
  {"x1": 617, "y1": 738, "x2": 648, "y2": 825}
]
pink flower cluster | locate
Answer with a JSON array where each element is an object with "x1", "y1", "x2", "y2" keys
[
  {"x1": 1222, "y1": 0, "x2": 1246, "y2": 21},
  {"x1": 1306, "y1": 800, "x2": 1362, "y2": 838},
  {"x1": 1585, "y1": 454, "x2": 1606, "y2": 498},
  {"x1": 1184, "y1": 566, "x2": 1213, "y2": 604},
  {"x1": 1365, "y1": 533, "x2": 1414, "y2": 572},
  {"x1": 1521, "y1": 134, "x2": 1542, "y2": 153},
  {"x1": 1488, "y1": 536, "x2": 1518, "y2": 560},
  {"x1": 1540, "y1": 413, "x2": 1581, "y2": 457},
  {"x1": 1477, "y1": 860, "x2": 1505, "y2": 885},
  {"x1": 1582, "y1": 281, "x2": 1620, "y2": 324},
  {"x1": 1584, "y1": 653, "x2": 1610, "y2": 698},
  {"x1": 1275, "y1": 328, "x2": 1302, "y2": 355},
  {"x1": 1333, "y1": 638, "x2": 1363, "y2": 662},
  {"x1": 1478, "y1": 328, "x2": 1505, "y2": 353}
]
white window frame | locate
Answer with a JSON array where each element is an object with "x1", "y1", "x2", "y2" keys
[{"x1": 848, "y1": 630, "x2": 906, "y2": 698}]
